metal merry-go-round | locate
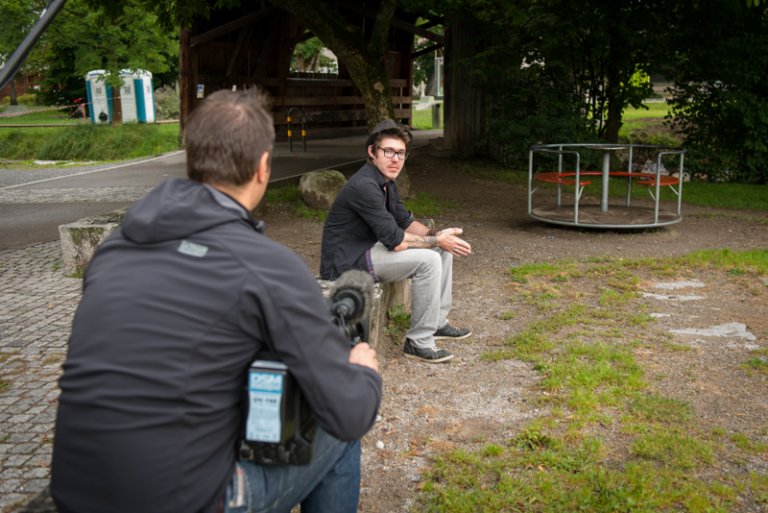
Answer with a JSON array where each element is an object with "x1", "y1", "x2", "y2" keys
[{"x1": 528, "y1": 143, "x2": 685, "y2": 229}]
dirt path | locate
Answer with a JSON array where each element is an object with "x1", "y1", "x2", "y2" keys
[{"x1": 261, "y1": 146, "x2": 768, "y2": 513}]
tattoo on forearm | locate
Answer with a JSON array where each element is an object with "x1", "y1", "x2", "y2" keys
[{"x1": 406, "y1": 235, "x2": 438, "y2": 249}]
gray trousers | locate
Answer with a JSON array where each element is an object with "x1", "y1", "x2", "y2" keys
[{"x1": 369, "y1": 242, "x2": 453, "y2": 349}]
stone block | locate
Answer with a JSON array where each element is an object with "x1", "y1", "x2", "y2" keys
[{"x1": 58, "y1": 209, "x2": 125, "y2": 276}]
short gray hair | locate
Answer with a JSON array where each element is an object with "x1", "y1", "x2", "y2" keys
[{"x1": 185, "y1": 89, "x2": 275, "y2": 186}]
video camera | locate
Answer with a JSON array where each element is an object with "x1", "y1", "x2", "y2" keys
[
  {"x1": 326, "y1": 269, "x2": 374, "y2": 345},
  {"x1": 238, "y1": 270, "x2": 374, "y2": 466}
]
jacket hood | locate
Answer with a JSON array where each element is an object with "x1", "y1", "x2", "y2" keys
[{"x1": 121, "y1": 178, "x2": 248, "y2": 244}]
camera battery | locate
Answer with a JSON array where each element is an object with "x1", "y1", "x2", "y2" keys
[
  {"x1": 245, "y1": 360, "x2": 292, "y2": 443},
  {"x1": 241, "y1": 359, "x2": 315, "y2": 465}
]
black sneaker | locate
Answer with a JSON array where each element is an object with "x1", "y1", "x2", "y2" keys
[
  {"x1": 434, "y1": 322, "x2": 472, "y2": 340},
  {"x1": 403, "y1": 339, "x2": 454, "y2": 363}
]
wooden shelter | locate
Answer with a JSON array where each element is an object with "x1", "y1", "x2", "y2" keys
[{"x1": 179, "y1": 2, "x2": 443, "y2": 139}]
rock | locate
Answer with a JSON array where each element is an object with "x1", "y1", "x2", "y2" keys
[{"x1": 298, "y1": 170, "x2": 347, "y2": 210}]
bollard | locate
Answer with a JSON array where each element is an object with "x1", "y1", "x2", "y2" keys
[
  {"x1": 287, "y1": 107, "x2": 307, "y2": 152},
  {"x1": 431, "y1": 103, "x2": 441, "y2": 129}
]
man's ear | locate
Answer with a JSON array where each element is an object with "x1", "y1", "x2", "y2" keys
[
  {"x1": 367, "y1": 144, "x2": 376, "y2": 159},
  {"x1": 256, "y1": 151, "x2": 271, "y2": 183}
]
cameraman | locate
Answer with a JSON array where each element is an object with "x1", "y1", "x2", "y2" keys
[{"x1": 51, "y1": 89, "x2": 382, "y2": 513}]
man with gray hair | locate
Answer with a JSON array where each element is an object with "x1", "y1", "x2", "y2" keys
[
  {"x1": 320, "y1": 119, "x2": 472, "y2": 363},
  {"x1": 51, "y1": 89, "x2": 381, "y2": 513}
]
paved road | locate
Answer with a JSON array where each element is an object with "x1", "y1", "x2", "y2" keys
[{"x1": 0, "y1": 130, "x2": 440, "y2": 251}]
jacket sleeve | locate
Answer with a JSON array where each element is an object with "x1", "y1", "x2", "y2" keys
[
  {"x1": 346, "y1": 180, "x2": 405, "y2": 250},
  {"x1": 389, "y1": 182, "x2": 415, "y2": 230},
  {"x1": 239, "y1": 246, "x2": 382, "y2": 441}
]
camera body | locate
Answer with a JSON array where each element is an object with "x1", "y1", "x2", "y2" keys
[{"x1": 238, "y1": 294, "x2": 368, "y2": 466}]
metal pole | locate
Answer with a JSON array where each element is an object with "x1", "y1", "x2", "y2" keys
[
  {"x1": 527, "y1": 149, "x2": 534, "y2": 216},
  {"x1": 0, "y1": 0, "x2": 68, "y2": 92},
  {"x1": 600, "y1": 149, "x2": 611, "y2": 212}
]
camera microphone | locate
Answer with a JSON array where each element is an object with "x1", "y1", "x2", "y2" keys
[{"x1": 329, "y1": 269, "x2": 374, "y2": 324}]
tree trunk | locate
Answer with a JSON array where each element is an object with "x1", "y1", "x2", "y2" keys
[
  {"x1": 604, "y1": 1, "x2": 623, "y2": 143},
  {"x1": 111, "y1": 88, "x2": 122, "y2": 126},
  {"x1": 269, "y1": 0, "x2": 396, "y2": 128},
  {"x1": 10, "y1": 79, "x2": 18, "y2": 106},
  {"x1": 334, "y1": 49, "x2": 394, "y2": 127}
]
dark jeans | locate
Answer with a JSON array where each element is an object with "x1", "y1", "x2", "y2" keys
[{"x1": 224, "y1": 427, "x2": 361, "y2": 513}]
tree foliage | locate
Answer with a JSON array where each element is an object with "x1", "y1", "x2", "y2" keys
[
  {"x1": 665, "y1": 0, "x2": 768, "y2": 183},
  {"x1": 37, "y1": 0, "x2": 178, "y2": 105},
  {"x1": 0, "y1": 0, "x2": 50, "y2": 104},
  {"x1": 290, "y1": 36, "x2": 337, "y2": 74},
  {"x1": 270, "y1": 0, "x2": 400, "y2": 126}
]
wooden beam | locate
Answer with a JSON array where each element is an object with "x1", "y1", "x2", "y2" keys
[
  {"x1": 191, "y1": 6, "x2": 279, "y2": 47},
  {"x1": 412, "y1": 43, "x2": 442, "y2": 59},
  {"x1": 226, "y1": 28, "x2": 252, "y2": 78},
  {"x1": 333, "y1": 0, "x2": 444, "y2": 44},
  {"x1": 179, "y1": 28, "x2": 190, "y2": 130}
]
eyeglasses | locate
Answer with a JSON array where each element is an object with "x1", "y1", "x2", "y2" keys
[{"x1": 376, "y1": 146, "x2": 409, "y2": 160}]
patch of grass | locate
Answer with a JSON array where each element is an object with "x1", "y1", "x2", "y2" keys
[
  {"x1": 385, "y1": 303, "x2": 410, "y2": 341},
  {"x1": 730, "y1": 433, "x2": 768, "y2": 455},
  {"x1": 498, "y1": 311, "x2": 516, "y2": 320},
  {"x1": 0, "y1": 380, "x2": 10, "y2": 392},
  {"x1": 457, "y1": 159, "x2": 528, "y2": 185},
  {"x1": 294, "y1": 203, "x2": 328, "y2": 221},
  {"x1": 680, "y1": 181, "x2": 768, "y2": 211},
  {"x1": 0, "y1": 123, "x2": 181, "y2": 161},
  {"x1": 628, "y1": 394, "x2": 693, "y2": 424},
  {"x1": 420, "y1": 252, "x2": 758, "y2": 512},
  {"x1": 403, "y1": 192, "x2": 454, "y2": 218},
  {"x1": 508, "y1": 261, "x2": 576, "y2": 283},
  {"x1": 742, "y1": 348, "x2": 768, "y2": 374},
  {"x1": 750, "y1": 471, "x2": 768, "y2": 506},
  {"x1": 631, "y1": 429, "x2": 714, "y2": 470},
  {"x1": 622, "y1": 102, "x2": 672, "y2": 121},
  {"x1": 0, "y1": 108, "x2": 79, "y2": 125},
  {"x1": 674, "y1": 248, "x2": 768, "y2": 275},
  {"x1": 263, "y1": 182, "x2": 327, "y2": 221},
  {"x1": 411, "y1": 103, "x2": 443, "y2": 130}
]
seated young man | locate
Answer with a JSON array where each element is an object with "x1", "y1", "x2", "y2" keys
[{"x1": 320, "y1": 119, "x2": 472, "y2": 363}]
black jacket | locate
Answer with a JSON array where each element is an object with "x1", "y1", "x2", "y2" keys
[
  {"x1": 51, "y1": 178, "x2": 381, "y2": 513},
  {"x1": 320, "y1": 162, "x2": 414, "y2": 280}
]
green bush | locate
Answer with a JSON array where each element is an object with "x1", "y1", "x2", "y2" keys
[
  {"x1": 1, "y1": 93, "x2": 40, "y2": 106},
  {"x1": 0, "y1": 124, "x2": 180, "y2": 161},
  {"x1": 153, "y1": 85, "x2": 180, "y2": 120}
]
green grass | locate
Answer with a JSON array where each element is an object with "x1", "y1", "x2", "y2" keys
[
  {"x1": 403, "y1": 191, "x2": 454, "y2": 217},
  {"x1": 262, "y1": 182, "x2": 328, "y2": 221},
  {"x1": 622, "y1": 102, "x2": 671, "y2": 121},
  {"x1": 483, "y1": 160, "x2": 768, "y2": 212},
  {"x1": 412, "y1": 102, "x2": 444, "y2": 130},
  {"x1": 385, "y1": 303, "x2": 411, "y2": 341},
  {"x1": 0, "y1": 123, "x2": 181, "y2": 162},
  {"x1": 420, "y1": 249, "x2": 767, "y2": 512},
  {"x1": 0, "y1": 108, "x2": 84, "y2": 125}
]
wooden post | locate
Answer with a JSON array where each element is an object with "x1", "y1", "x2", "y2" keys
[{"x1": 179, "y1": 28, "x2": 191, "y2": 140}]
